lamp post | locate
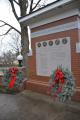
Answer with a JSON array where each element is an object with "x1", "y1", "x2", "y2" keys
[{"x1": 17, "y1": 54, "x2": 23, "y2": 67}]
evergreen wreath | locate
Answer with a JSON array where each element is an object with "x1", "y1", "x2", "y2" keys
[
  {"x1": 0, "y1": 67, "x2": 23, "y2": 94},
  {"x1": 48, "y1": 66, "x2": 75, "y2": 102}
]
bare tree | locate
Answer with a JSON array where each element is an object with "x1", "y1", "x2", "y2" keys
[
  {"x1": 8, "y1": 32, "x2": 21, "y2": 55},
  {"x1": 0, "y1": 51, "x2": 16, "y2": 66},
  {"x1": 0, "y1": 0, "x2": 57, "y2": 78}
]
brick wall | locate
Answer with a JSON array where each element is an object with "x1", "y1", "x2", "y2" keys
[{"x1": 27, "y1": 16, "x2": 80, "y2": 101}]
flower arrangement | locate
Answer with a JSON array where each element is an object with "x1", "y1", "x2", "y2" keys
[
  {"x1": 0, "y1": 67, "x2": 23, "y2": 94},
  {"x1": 48, "y1": 66, "x2": 75, "y2": 102}
]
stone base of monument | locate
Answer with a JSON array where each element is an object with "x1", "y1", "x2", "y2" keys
[
  {"x1": 26, "y1": 79, "x2": 49, "y2": 95},
  {"x1": 26, "y1": 79, "x2": 80, "y2": 102},
  {"x1": 72, "y1": 91, "x2": 80, "y2": 102}
]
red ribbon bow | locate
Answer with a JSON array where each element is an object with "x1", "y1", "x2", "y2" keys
[{"x1": 8, "y1": 67, "x2": 18, "y2": 89}]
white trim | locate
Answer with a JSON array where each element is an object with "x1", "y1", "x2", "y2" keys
[
  {"x1": 76, "y1": 42, "x2": 80, "y2": 53},
  {"x1": 27, "y1": 49, "x2": 32, "y2": 56},
  {"x1": 77, "y1": 18, "x2": 80, "y2": 42},
  {"x1": 30, "y1": 9, "x2": 79, "y2": 28},
  {"x1": 19, "y1": 0, "x2": 72, "y2": 23},
  {"x1": 78, "y1": 19, "x2": 80, "y2": 29},
  {"x1": 31, "y1": 21, "x2": 80, "y2": 38}
]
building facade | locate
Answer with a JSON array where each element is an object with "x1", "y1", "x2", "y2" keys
[{"x1": 19, "y1": 0, "x2": 80, "y2": 101}]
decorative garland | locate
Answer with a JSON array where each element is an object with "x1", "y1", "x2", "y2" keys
[
  {"x1": 48, "y1": 66, "x2": 75, "y2": 102},
  {"x1": 0, "y1": 67, "x2": 23, "y2": 94}
]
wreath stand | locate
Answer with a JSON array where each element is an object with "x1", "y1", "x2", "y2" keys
[
  {"x1": 0, "y1": 67, "x2": 26, "y2": 94},
  {"x1": 48, "y1": 66, "x2": 75, "y2": 118}
]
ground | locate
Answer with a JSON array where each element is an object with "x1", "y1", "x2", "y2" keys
[{"x1": 0, "y1": 90, "x2": 80, "y2": 120}]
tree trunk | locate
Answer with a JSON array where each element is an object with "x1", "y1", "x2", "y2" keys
[{"x1": 21, "y1": 25, "x2": 29, "y2": 80}]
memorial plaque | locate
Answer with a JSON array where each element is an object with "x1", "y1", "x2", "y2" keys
[{"x1": 36, "y1": 37, "x2": 71, "y2": 76}]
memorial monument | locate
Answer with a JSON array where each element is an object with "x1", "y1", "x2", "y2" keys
[{"x1": 19, "y1": 0, "x2": 80, "y2": 101}]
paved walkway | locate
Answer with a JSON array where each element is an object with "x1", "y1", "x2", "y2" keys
[{"x1": 0, "y1": 91, "x2": 80, "y2": 120}]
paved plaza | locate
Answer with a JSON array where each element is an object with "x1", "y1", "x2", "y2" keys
[{"x1": 0, "y1": 91, "x2": 80, "y2": 120}]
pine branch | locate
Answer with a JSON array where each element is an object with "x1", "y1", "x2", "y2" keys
[{"x1": 0, "y1": 20, "x2": 21, "y2": 35}]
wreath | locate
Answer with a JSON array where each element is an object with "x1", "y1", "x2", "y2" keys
[
  {"x1": 0, "y1": 67, "x2": 23, "y2": 94},
  {"x1": 48, "y1": 66, "x2": 75, "y2": 102}
]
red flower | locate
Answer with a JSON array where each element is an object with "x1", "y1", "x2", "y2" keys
[{"x1": 56, "y1": 87, "x2": 62, "y2": 93}]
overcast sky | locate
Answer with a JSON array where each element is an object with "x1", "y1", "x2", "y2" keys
[{"x1": 0, "y1": 0, "x2": 56, "y2": 55}]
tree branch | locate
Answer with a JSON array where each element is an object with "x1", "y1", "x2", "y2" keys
[
  {"x1": 0, "y1": 20, "x2": 21, "y2": 35},
  {"x1": 13, "y1": 0, "x2": 20, "y2": 6},
  {"x1": 0, "y1": 23, "x2": 6, "y2": 27},
  {"x1": 19, "y1": 0, "x2": 28, "y2": 16},
  {"x1": 8, "y1": 42, "x2": 19, "y2": 52},
  {"x1": 29, "y1": 0, "x2": 33, "y2": 13},
  {"x1": 0, "y1": 28, "x2": 12, "y2": 36},
  {"x1": 8, "y1": 0, "x2": 19, "y2": 21},
  {"x1": 32, "y1": 0, "x2": 42, "y2": 11}
]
